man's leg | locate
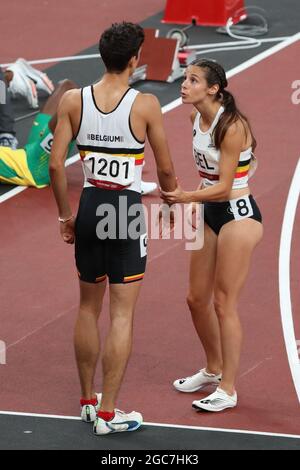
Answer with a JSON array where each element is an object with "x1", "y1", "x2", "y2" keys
[
  {"x1": 20, "y1": 79, "x2": 77, "y2": 188},
  {"x1": 40, "y1": 79, "x2": 77, "y2": 135},
  {"x1": 0, "y1": 67, "x2": 17, "y2": 145},
  {"x1": 100, "y1": 281, "x2": 143, "y2": 412},
  {"x1": 25, "y1": 78, "x2": 77, "y2": 146},
  {"x1": 74, "y1": 280, "x2": 107, "y2": 400},
  {"x1": 3, "y1": 70, "x2": 13, "y2": 86},
  {"x1": 25, "y1": 79, "x2": 77, "y2": 146}
]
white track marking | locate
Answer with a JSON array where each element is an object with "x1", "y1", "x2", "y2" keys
[
  {"x1": 0, "y1": 36, "x2": 292, "y2": 68},
  {"x1": 0, "y1": 186, "x2": 26, "y2": 202},
  {"x1": 279, "y1": 159, "x2": 300, "y2": 403},
  {"x1": 0, "y1": 409, "x2": 299, "y2": 439},
  {"x1": 162, "y1": 32, "x2": 300, "y2": 114},
  {"x1": 184, "y1": 36, "x2": 291, "y2": 50},
  {"x1": 1, "y1": 54, "x2": 101, "y2": 68}
]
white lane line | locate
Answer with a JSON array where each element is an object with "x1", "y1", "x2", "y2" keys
[
  {"x1": 0, "y1": 410, "x2": 299, "y2": 439},
  {"x1": 144, "y1": 421, "x2": 300, "y2": 439},
  {"x1": 279, "y1": 158, "x2": 300, "y2": 403},
  {"x1": 163, "y1": 31, "x2": 300, "y2": 114},
  {"x1": 1, "y1": 54, "x2": 101, "y2": 68},
  {"x1": 0, "y1": 156, "x2": 78, "y2": 205},
  {"x1": 65, "y1": 153, "x2": 80, "y2": 167},
  {"x1": 0, "y1": 37, "x2": 291, "y2": 68},
  {"x1": 0, "y1": 411, "x2": 80, "y2": 420},
  {"x1": 0, "y1": 186, "x2": 26, "y2": 202},
  {"x1": 1, "y1": 32, "x2": 300, "y2": 205},
  {"x1": 184, "y1": 36, "x2": 291, "y2": 50}
]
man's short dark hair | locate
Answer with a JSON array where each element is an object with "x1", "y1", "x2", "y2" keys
[{"x1": 99, "y1": 22, "x2": 145, "y2": 73}]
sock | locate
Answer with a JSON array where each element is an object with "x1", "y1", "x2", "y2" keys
[
  {"x1": 204, "y1": 368, "x2": 221, "y2": 377},
  {"x1": 98, "y1": 410, "x2": 115, "y2": 421},
  {"x1": 80, "y1": 397, "x2": 98, "y2": 406}
]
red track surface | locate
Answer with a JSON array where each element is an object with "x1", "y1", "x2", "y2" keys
[
  {"x1": 0, "y1": 39, "x2": 300, "y2": 435},
  {"x1": 0, "y1": 0, "x2": 165, "y2": 64}
]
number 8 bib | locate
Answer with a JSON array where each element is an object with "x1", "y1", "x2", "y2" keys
[
  {"x1": 84, "y1": 153, "x2": 135, "y2": 190},
  {"x1": 229, "y1": 195, "x2": 254, "y2": 221}
]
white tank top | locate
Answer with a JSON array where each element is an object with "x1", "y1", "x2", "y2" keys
[
  {"x1": 193, "y1": 106, "x2": 253, "y2": 190},
  {"x1": 76, "y1": 86, "x2": 145, "y2": 193}
]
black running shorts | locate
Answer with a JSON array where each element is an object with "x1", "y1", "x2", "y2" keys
[
  {"x1": 204, "y1": 194, "x2": 262, "y2": 235},
  {"x1": 75, "y1": 188, "x2": 147, "y2": 284}
]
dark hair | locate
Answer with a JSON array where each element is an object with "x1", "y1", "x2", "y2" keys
[
  {"x1": 99, "y1": 22, "x2": 145, "y2": 73},
  {"x1": 192, "y1": 59, "x2": 256, "y2": 151}
]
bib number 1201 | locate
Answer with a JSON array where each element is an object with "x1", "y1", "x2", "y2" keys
[
  {"x1": 89, "y1": 156, "x2": 130, "y2": 179},
  {"x1": 84, "y1": 153, "x2": 135, "y2": 189}
]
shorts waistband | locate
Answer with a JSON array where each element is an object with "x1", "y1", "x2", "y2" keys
[{"x1": 204, "y1": 194, "x2": 253, "y2": 206}]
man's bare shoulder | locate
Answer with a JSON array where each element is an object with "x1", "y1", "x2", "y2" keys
[
  {"x1": 134, "y1": 92, "x2": 161, "y2": 116},
  {"x1": 59, "y1": 88, "x2": 81, "y2": 112}
]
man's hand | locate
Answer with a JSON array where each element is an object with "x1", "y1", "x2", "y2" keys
[
  {"x1": 60, "y1": 218, "x2": 75, "y2": 244},
  {"x1": 160, "y1": 183, "x2": 193, "y2": 205}
]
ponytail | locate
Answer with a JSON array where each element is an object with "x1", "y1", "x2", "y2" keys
[
  {"x1": 214, "y1": 89, "x2": 257, "y2": 151},
  {"x1": 222, "y1": 89, "x2": 236, "y2": 112},
  {"x1": 214, "y1": 90, "x2": 237, "y2": 149}
]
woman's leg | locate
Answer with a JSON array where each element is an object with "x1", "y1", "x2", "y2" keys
[
  {"x1": 187, "y1": 223, "x2": 222, "y2": 374},
  {"x1": 214, "y1": 218, "x2": 263, "y2": 395}
]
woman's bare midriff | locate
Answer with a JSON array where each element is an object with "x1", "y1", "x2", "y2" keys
[
  {"x1": 226, "y1": 186, "x2": 251, "y2": 201},
  {"x1": 201, "y1": 185, "x2": 251, "y2": 202}
]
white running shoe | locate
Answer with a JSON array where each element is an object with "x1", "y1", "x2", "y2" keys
[
  {"x1": 173, "y1": 368, "x2": 222, "y2": 393},
  {"x1": 192, "y1": 387, "x2": 237, "y2": 412},
  {"x1": 10, "y1": 58, "x2": 54, "y2": 95},
  {"x1": 80, "y1": 393, "x2": 102, "y2": 423},
  {"x1": 141, "y1": 181, "x2": 157, "y2": 195},
  {"x1": 7, "y1": 58, "x2": 54, "y2": 108},
  {"x1": 7, "y1": 66, "x2": 38, "y2": 109},
  {"x1": 93, "y1": 409, "x2": 143, "y2": 435}
]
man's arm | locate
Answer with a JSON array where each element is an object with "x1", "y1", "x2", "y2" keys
[
  {"x1": 49, "y1": 90, "x2": 77, "y2": 219},
  {"x1": 49, "y1": 90, "x2": 79, "y2": 243},
  {"x1": 143, "y1": 95, "x2": 177, "y2": 192}
]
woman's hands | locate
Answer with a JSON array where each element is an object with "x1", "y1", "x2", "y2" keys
[{"x1": 160, "y1": 183, "x2": 194, "y2": 205}]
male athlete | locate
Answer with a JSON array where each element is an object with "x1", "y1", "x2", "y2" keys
[{"x1": 50, "y1": 22, "x2": 177, "y2": 435}]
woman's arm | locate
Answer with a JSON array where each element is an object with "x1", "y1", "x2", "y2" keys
[{"x1": 161, "y1": 120, "x2": 245, "y2": 204}]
